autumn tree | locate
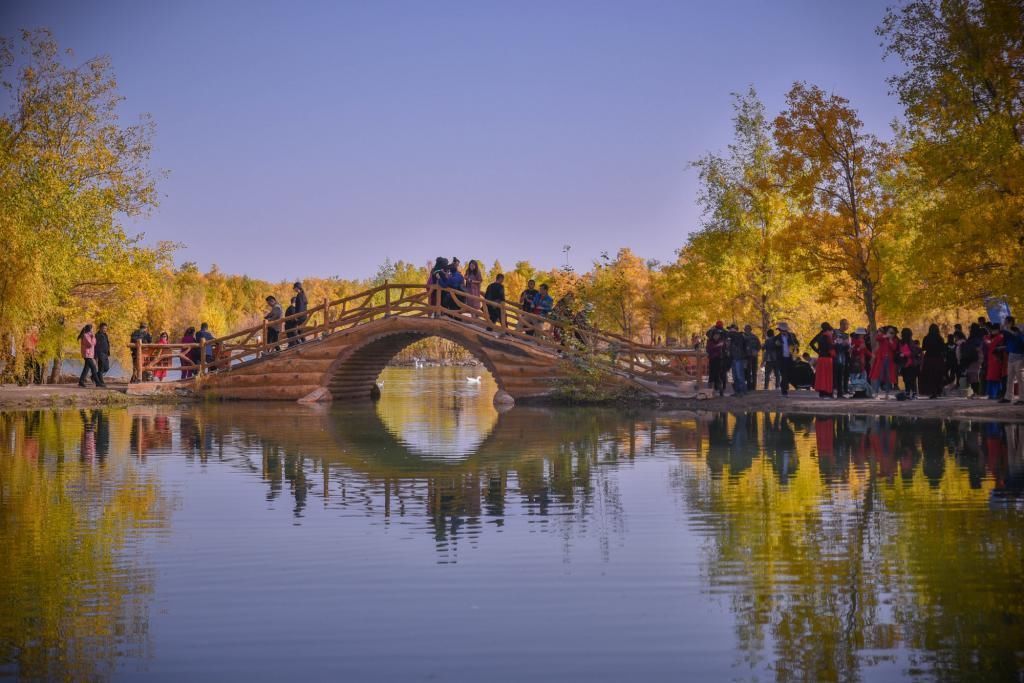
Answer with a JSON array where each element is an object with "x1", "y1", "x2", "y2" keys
[
  {"x1": 774, "y1": 83, "x2": 901, "y2": 335},
  {"x1": 879, "y1": 0, "x2": 1024, "y2": 306},
  {"x1": 0, "y1": 29, "x2": 173, "y2": 381},
  {"x1": 686, "y1": 88, "x2": 804, "y2": 335}
]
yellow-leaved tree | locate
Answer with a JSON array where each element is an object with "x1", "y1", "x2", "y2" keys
[{"x1": 0, "y1": 29, "x2": 174, "y2": 381}]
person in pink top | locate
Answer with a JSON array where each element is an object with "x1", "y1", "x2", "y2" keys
[{"x1": 77, "y1": 324, "x2": 105, "y2": 387}]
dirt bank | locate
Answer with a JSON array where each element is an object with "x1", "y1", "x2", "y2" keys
[{"x1": 0, "y1": 383, "x2": 194, "y2": 410}]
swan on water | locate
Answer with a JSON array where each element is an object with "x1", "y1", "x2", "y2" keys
[{"x1": 467, "y1": 376, "x2": 481, "y2": 384}]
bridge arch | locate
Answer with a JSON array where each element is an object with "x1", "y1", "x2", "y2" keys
[{"x1": 325, "y1": 325, "x2": 505, "y2": 401}]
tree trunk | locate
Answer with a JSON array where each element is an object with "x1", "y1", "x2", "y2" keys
[
  {"x1": 48, "y1": 352, "x2": 62, "y2": 384},
  {"x1": 862, "y1": 279, "x2": 878, "y2": 338}
]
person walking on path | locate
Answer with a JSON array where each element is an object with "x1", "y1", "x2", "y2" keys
[
  {"x1": 483, "y1": 273, "x2": 505, "y2": 327},
  {"x1": 292, "y1": 281, "x2": 308, "y2": 343},
  {"x1": 129, "y1": 323, "x2": 152, "y2": 383},
  {"x1": 920, "y1": 324, "x2": 947, "y2": 399},
  {"x1": 77, "y1": 324, "x2": 105, "y2": 387},
  {"x1": 285, "y1": 298, "x2": 298, "y2": 346},
  {"x1": 776, "y1": 323, "x2": 798, "y2": 396},
  {"x1": 809, "y1": 322, "x2": 835, "y2": 399},
  {"x1": 265, "y1": 296, "x2": 284, "y2": 351},
  {"x1": 743, "y1": 325, "x2": 760, "y2": 390},
  {"x1": 464, "y1": 260, "x2": 483, "y2": 309},
  {"x1": 95, "y1": 323, "x2": 111, "y2": 385}
]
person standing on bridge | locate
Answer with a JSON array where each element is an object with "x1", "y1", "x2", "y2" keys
[
  {"x1": 464, "y1": 260, "x2": 483, "y2": 310},
  {"x1": 196, "y1": 322, "x2": 216, "y2": 368},
  {"x1": 181, "y1": 326, "x2": 199, "y2": 379},
  {"x1": 427, "y1": 257, "x2": 449, "y2": 310},
  {"x1": 293, "y1": 281, "x2": 308, "y2": 343},
  {"x1": 484, "y1": 273, "x2": 505, "y2": 328},
  {"x1": 265, "y1": 296, "x2": 284, "y2": 351},
  {"x1": 129, "y1": 323, "x2": 152, "y2": 383},
  {"x1": 443, "y1": 260, "x2": 465, "y2": 311}
]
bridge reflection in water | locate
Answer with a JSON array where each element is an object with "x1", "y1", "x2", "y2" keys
[{"x1": 155, "y1": 404, "x2": 1024, "y2": 549}]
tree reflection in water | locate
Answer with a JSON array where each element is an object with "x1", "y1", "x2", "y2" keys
[
  {"x1": 189, "y1": 406, "x2": 1021, "y2": 680},
  {"x1": 2, "y1": 405, "x2": 1022, "y2": 681},
  {"x1": 0, "y1": 409, "x2": 170, "y2": 681},
  {"x1": 674, "y1": 413, "x2": 1024, "y2": 682}
]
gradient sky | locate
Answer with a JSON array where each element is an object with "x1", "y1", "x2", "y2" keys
[{"x1": 2, "y1": 0, "x2": 902, "y2": 281}]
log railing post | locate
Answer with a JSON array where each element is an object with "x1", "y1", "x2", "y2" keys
[
  {"x1": 134, "y1": 339, "x2": 143, "y2": 381},
  {"x1": 261, "y1": 319, "x2": 268, "y2": 358},
  {"x1": 384, "y1": 282, "x2": 391, "y2": 318},
  {"x1": 199, "y1": 339, "x2": 206, "y2": 376}
]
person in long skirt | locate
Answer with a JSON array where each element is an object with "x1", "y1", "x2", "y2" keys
[
  {"x1": 809, "y1": 322, "x2": 835, "y2": 398},
  {"x1": 153, "y1": 332, "x2": 170, "y2": 381},
  {"x1": 464, "y1": 260, "x2": 483, "y2": 309},
  {"x1": 919, "y1": 324, "x2": 947, "y2": 399}
]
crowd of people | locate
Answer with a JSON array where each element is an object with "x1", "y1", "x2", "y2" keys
[{"x1": 700, "y1": 316, "x2": 1024, "y2": 404}]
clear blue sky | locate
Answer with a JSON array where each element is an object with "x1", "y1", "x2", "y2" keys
[{"x1": 2, "y1": 0, "x2": 902, "y2": 281}]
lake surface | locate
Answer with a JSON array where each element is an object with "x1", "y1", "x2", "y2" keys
[{"x1": 1, "y1": 366, "x2": 1022, "y2": 682}]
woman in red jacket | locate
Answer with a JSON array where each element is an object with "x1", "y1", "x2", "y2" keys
[{"x1": 870, "y1": 326, "x2": 899, "y2": 398}]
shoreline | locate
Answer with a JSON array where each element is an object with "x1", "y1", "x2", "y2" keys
[{"x1": 2, "y1": 383, "x2": 1023, "y2": 422}]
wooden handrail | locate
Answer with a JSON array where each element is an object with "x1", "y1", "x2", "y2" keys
[{"x1": 128, "y1": 283, "x2": 707, "y2": 382}]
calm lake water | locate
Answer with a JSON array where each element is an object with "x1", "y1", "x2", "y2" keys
[{"x1": 1, "y1": 367, "x2": 1023, "y2": 682}]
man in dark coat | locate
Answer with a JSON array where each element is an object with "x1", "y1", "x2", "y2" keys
[
  {"x1": 743, "y1": 324, "x2": 761, "y2": 390},
  {"x1": 292, "y1": 281, "x2": 308, "y2": 343},
  {"x1": 129, "y1": 322, "x2": 151, "y2": 383},
  {"x1": 483, "y1": 274, "x2": 505, "y2": 327},
  {"x1": 96, "y1": 323, "x2": 111, "y2": 384}
]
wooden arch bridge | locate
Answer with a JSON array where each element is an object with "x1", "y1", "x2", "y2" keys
[{"x1": 132, "y1": 285, "x2": 706, "y2": 402}]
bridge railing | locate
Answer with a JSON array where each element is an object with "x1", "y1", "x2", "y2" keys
[{"x1": 129, "y1": 283, "x2": 707, "y2": 385}]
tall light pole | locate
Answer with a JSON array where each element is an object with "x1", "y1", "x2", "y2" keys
[{"x1": 562, "y1": 244, "x2": 571, "y2": 270}]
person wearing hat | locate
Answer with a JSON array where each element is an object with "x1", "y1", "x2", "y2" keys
[
  {"x1": 775, "y1": 322, "x2": 798, "y2": 396},
  {"x1": 129, "y1": 322, "x2": 152, "y2": 383}
]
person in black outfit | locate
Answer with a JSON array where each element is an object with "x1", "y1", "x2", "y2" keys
[
  {"x1": 129, "y1": 323, "x2": 152, "y2": 383},
  {"x1": 285, "y1": 298, "x2": 298, "y2": 346},
  {"x1": 483, "y1": 274, "x2": 505, "y2": 327},
  {"x1": 292, "y1": 281, "x2": 308, "y2": 343},
  {"x1": 762, "y1": 329, "x2": 781, "y2": 390},
  {"x1": 95, "y1": 323, "x2": 111, "y2": 384},
  {"x1": 775, "y1": 322, "x2": 799, "y2": 396}
]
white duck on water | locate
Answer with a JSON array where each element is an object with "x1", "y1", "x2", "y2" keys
[{"x1": 466, "y1": 376, "x2": 481, "y2": 384}]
